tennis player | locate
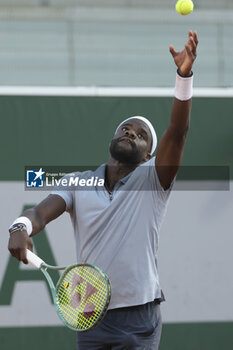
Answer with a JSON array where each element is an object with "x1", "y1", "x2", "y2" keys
[{"x1": 8, "y1": 31, "x2": 198, "y2": 349}]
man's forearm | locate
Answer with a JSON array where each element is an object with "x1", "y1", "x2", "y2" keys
[
  {"x1": 168, "y1": 69, "x2": 193, "y2": 139},
  {"x1": 8, "y1": 194, "x2": 66, "y2": 263},
  {"x1": 169, "y1": 98, "x2": 192, "y2": 138},
  {"x1": 18, "y1": 207, "x2": 46, "y2": 237}
]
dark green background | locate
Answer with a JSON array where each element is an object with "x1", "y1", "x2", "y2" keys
[
  {"x1": 1, "y1": 96, "x2": 232, "y2": 180},
  {"x1": 1, "y1": 95, "x2": 233, "y2": 349}
]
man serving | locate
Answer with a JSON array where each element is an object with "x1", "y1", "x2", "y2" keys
[{"x1": 8, "y1": 31, "x2": 198, "y2": 349}]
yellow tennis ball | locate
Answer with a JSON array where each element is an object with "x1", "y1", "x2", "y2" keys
[{"x1": 176, "y1": 0, "x2": 194, "y2": 16}]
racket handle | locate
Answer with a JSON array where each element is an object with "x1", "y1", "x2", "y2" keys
[{"x1": 26, "y1": 249, "x2": 45, "y2": 269}]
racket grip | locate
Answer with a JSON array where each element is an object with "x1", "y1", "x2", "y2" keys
[{"x1": 26, "y1": 249, "x2": 44, "y2": 269}]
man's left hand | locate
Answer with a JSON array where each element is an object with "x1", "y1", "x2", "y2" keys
[{"x1": 169, "y1": 30, "x2": 198, "y2": 76}]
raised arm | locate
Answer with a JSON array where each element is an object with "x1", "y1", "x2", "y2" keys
[
  {"x1": 155, "y1": 30, "x2": 198, "y2": 189},
  {"x1": 8, "y1": 194, "x2": 66, "y2": 264}
]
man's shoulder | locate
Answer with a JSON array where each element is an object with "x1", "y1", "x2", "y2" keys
[
  {"x1": 64, "y1": 164, "x2": 105, "y2": 179},
  {"x1": 140, "y1": 157, "x2": 155, "y2": 167},
  {"x1": 57, "y1": 164, "x2": 105, "y2": 189},
  {"x1": 133, "y1": 157, "x2": 155, "y2": 176}
]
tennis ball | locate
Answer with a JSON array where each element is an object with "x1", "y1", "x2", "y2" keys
[{"x1": 176, "y1": 0, "x2": 194, "y2": 16}]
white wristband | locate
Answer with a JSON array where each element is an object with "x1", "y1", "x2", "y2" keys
[
  {"x1": 9, "y1": 216, "x2": 33, "y2": 236},
  {"x1": 174, "y1": 71, "x2": 193, "y2": 101}
]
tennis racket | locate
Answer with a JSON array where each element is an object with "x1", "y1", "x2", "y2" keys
[{"x1": 26, "y1": 249, "x2": 111, "y2": 332}]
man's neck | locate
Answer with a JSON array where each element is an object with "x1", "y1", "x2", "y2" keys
[{"x1": 105, "y1": 157, "x2": 139, "y2": 192}]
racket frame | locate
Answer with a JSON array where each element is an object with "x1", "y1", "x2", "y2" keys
[{"x1": 32, "y1": 260, "x2": 111, "y2": 332}]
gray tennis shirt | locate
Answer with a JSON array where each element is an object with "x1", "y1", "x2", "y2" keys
[{"x1": 52, "y1": 157, "x2": 172, "y2": 309}]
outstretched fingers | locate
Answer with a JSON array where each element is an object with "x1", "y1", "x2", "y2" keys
[
  {"x1": 192, "y1": 30, "x2": 199, "y2": 46},
  {"x1": 185, "y1": 31, "x2": 198, "y2": 61},
  {"x1": 169, "y1": 45, "x2": 178, "y2": 58}
]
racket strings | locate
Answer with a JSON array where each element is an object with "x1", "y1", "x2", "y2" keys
[{"x1": 56, "y1": 265, "x2": 110, "y2": 330}]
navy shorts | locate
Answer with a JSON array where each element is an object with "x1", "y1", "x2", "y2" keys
[{"x1": 77, "y1": 300, "x2": 162, "y2": 350}]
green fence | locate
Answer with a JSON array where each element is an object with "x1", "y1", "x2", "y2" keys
[
  {"x1": 1, "y1": 94, "x2": 233, "y2": 349},
  {"x1": 1, "y1": 95, "x2": 232, "y2": 180}
]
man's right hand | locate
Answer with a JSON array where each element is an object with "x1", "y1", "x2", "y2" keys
[
  {"x1": 8, "y1": 194, "x2": 66, "y2": 264},
  {"x1": 8, "y1": 230, "x2": 33, "y2": 264}
]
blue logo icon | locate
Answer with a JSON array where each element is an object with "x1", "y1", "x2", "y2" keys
[{"x1": 26, "y1": 168, "x2": 45, "y2": 188}]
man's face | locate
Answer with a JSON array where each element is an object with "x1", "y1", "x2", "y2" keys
[{"x1": 109, "y1": 119, "x2": 152, "y2": 165}]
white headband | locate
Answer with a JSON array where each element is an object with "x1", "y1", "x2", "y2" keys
[{"x1": 116, "y1": 116, "x2": 157, "y2": 154}]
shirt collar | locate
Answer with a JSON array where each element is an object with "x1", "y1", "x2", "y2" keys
[{"x1": 94, "y1": 163, "x2": 132, "y2": 186}]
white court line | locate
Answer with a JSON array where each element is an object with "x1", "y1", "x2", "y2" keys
[{"x1": 0, "y1": 86, "x2": 233, "y2": 97}]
